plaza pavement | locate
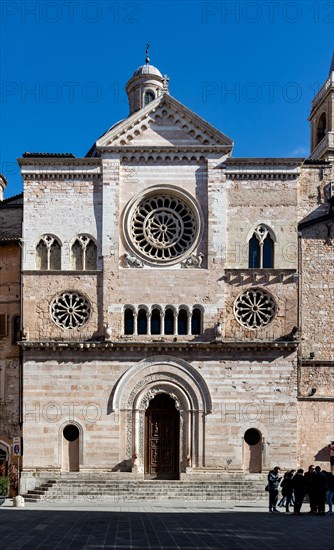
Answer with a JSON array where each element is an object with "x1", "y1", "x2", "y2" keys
[{"x1": 0, "y1": 497, "x2": 333, "y2": 549}]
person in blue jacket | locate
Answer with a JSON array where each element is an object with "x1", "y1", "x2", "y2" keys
[{"x1": 268, "y1": 466, "x2": 282, "y2": 513}]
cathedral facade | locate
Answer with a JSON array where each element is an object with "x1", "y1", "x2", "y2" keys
[{"x1": 0, "y1": 57, "x2": 333, "y2": 493}]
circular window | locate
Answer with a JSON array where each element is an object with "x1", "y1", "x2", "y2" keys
[
  {"x1": 63, "y1": 425, "x2": 79, "y2": 442},
  {"x1": 244, "y1": 428, "x2": 261, "y2": 446},
  {"x1": 125, "y1": 187, "x2": 202, "y2": 265},
  {"x1": 50, "y1": 291, "x2": 90, "y2": 329},
  {"x1": 234, "y1": 288, "x2": 276, "y2": 329}
]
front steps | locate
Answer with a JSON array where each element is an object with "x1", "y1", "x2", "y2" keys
[{"x1": 22, "y1": 477, "x2": 266, "y2": 503}]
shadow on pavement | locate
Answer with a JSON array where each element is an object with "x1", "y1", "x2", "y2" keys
[{"x1": 0, "y1": 509, "x2": 333, "y2": 549}]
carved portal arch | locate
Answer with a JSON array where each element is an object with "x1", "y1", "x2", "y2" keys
[
  {"x1": 109, "y1": 355, "x2": 212, "y2": 414},
  {"x1": 109, "y1": 356, "x2": 212, "y2": 476}
]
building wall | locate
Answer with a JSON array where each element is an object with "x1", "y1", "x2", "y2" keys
[
  {"x1": 300, "y1": 223, "x2": 334, "y2": 362},
  {"x1": 0, "y1": 241, "x2": 21, "y2": 466},
  {"x1": 12, "y1": 69, "x2": 334, "y2": 487},
  {"x1": 21, "y1": 350, "x2": 298, "y2": 477},
  {"x1": 22, "y1": 175, "x2": 101, "y2": 271}
]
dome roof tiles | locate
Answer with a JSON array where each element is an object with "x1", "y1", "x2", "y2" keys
[{"x1": 133, "y1": 64, "x2": 163, "y2": 78}]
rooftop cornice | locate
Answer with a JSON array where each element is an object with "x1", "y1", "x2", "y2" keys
[
  {"x1": 99, "y1": 145, "x2": 231, "y2": 154},
  {"x1": 222, "y1": 158, "x2": 303, "y2": 179},
  {"x1": 0, "y1": 237, "x2": 22, "y2": 244},
  {"x1": 310, "y1": 75, "x2": 334, "y2": 114},
  {"x1": 17, "y1": 157, "x2": 101, "y2": 166},
  {"x1": 298, "y1": 211, "x2": 334, "y2": 230},
  {"x1": 225, "y1": 158, "x2": 304, "y2": 166},
  {"x1": 18, "y1": 158, "x2": 102, "y2": 179}
]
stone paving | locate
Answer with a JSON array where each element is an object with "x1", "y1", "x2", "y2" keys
[{"x1": 0, "y1": 498, "x2": 333, "y2": 549}]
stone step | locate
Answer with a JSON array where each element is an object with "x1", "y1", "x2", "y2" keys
[{"x1": 22, "y1": 478, "x2": 266, "y2": 502}]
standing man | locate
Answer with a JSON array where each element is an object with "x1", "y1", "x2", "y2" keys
[
  {"x1": 304, "y1": 465, "x2": 316, "y2": 513},
  {"x1": 268, "y1": 466, "x2": 282, "y2": 513},
  {"x1": 292, "y1": 469, "x2": 306, "y2": 515}
]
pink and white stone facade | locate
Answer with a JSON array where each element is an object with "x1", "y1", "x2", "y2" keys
[{"x1": 1, "y1": 57, "x2": 333, "y2": 491}]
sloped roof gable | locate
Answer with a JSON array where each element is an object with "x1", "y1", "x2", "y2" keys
[{"x1": 96, "y1": 94, "x2": 233, "y2": 150}]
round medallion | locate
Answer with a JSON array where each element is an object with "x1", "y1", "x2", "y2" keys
[
  {"x1": 234, "y1": 288, "x2": 276, "y2": 329},
  {"x1": 125, "y1": 187, "x2": 202, "y2": 265},
  {"x1": 50, "y1": 291, "x2": 90, "y2": 329}
]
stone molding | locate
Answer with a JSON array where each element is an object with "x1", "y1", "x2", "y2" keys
[
  {"x1": 19, "y1": 339, "x2": 299, "y2": 352},
  {"x1": 224, "y1": 269, "x2": 297, "y2": 285},
  {"x1": 108, "y1": 355, "x2": 212, "y2": 414},
  {"x1": 96, "y1": 94, "x2": 233, "y2": 150}
]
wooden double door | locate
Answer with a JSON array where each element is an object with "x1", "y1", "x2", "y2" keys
[{"x1": 145, "y1": 394, "x2": 179, "y2": 479}]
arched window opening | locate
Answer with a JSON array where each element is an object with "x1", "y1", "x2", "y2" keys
[
  {"x1": 164, "y1": 308, "x2": 174, "y2": 335},
  {"x1": 36, "y1": 235, "x2": 61, "y2": 270},
  {"x1": 71, "y1": 240, "x2": 83, "y2": 270},
  {"x1": 151, "y1": 308, "x2": 161, "y2": 335},
  {"x1": 144, "y1": 90, "x2": 155, "y2": 106},
  {"x1": 248, "y1": 225, "x2": 274, "y2": 269},
  {"x1": 12, "y1": 316, "x2": 20, "y2": 344},
  {"x1": 71, "y1": 236, "x2": 97, "y2": 271},
  {"x1": 178, "y1": 309, "x2": 188, "y2": 335},
  {"x1": 36, "y1": 240, "x2": 48, "y2": 270},
  {"x1": 137, "y1": 309, "x2": 148, "y2": 335},
  {"x1": 49, "y1": 240, "x2": 61, "y2": 270},
  {"x1": 191, "y1": 308, "x2": 201, "y2": 335},
  {"x1": 316, "y1": 112, "x2": 327, "y2": 145},
  {"x1": 248, "y1": 235, "x2": 260, "y2": 268},
  {"x1": 263, "y1": 235, "x2": 274, "y2": 268},
  {"x1": 86, "y1": 240, "x2": 97, "y2": 269},
  {"x1": 124, "y1": 308, "x2": 134, "y2": 335}
]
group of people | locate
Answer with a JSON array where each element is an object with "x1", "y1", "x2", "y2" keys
[{"x1": 267, "y1": 465, "x2": 334, "y2": 515}]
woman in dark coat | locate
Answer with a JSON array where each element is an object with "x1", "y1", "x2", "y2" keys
[
  {"x1": 282, "y1": 470, "x2": 294, "y2": 513},
  {"x1": 292, "y1": 468, "x2": 306, "y2": 515}
]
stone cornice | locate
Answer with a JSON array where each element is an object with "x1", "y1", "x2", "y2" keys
[
  {"x1": 17, "y1": 158, "x2": 102, "y2": 179},
  {"x1": 17, "y1": 157, "x2": 101, "y2": 166},
  {"x1": 297, "y1": 397, "x2": 334, "y2": 402},
  {"x1": 300, "y1": 360, "x2": 334, "y2": 367},
  {"x1": 22, "y1": 270, "x2": 100, "y2": 276},
  {"x1": 310, "y1": 75, "x2": 333, "y2": 113},
  {"x1": 100, "y1": 145, "x2": 231, "y2": 154},
  {"x1": 224, "y1": 269, "x2": 297, "y2": 284},
  {"x1": 299, "y1": 211, "x2": 334, "y2": 230},
  {"x1": 225, "y1": 158, "x2": 304, "y2": 165},
  {"x1": 19, "y1": 339, "x2": 299, "y2": 352},
  {"x1": 222, "y1": 158, "x2": 303, "y2": 179},
  {"x1": 96, "y1": 94, "x2": 234, "y2": 149}
]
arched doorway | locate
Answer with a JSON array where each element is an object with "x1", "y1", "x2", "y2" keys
[
  {"x1": 62, "y1": 424, "x2": 79, "y2": 472},
  {"x1": 244, "y1": 428, "x2": 262, "y2": 473},
  {"x1": 145, "y1": 393, "x2": 179, "y2": 479}
]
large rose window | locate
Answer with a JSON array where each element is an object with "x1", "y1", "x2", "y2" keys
[
  {"x1": 124, "y1": 187, "x2": 202, "y2": 265},
  {"x1": 50, "y1": 292, "x2": 90, "y2": 329},
  {"x1": 234, "y1": 288, "x2": 276, "y2": 329}
]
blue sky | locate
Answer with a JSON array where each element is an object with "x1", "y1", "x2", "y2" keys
[{"x1": 1, "y1": 0, "x2": 333, "y2": 198}]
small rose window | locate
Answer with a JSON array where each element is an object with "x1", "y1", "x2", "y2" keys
[
  {"x1": 50, "y1": 291, "x2": 90, "y2": 329},
  {"x1": 234, "y1": 288, "x2": 276, "y2": 329}
]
